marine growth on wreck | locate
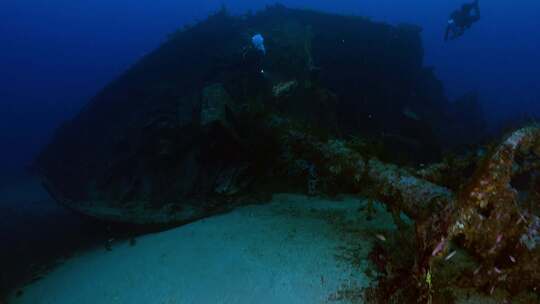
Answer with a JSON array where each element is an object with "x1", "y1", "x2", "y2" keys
[{"x1": 33, "y1": 5, "x2": 539, "y2": 303}]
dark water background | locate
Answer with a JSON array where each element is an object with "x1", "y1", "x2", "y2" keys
[{"x1": 0, "y1": 0, "x2": 539, "y2": 299}]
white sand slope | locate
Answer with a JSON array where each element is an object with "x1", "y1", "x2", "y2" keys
[{"x1": 10, "y1": 194, "x2": 398, "y2": 304}]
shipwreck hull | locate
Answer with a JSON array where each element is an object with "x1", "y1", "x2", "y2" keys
[{"x1": 35, "y1": 6, "x2": 480, "y2": 226}]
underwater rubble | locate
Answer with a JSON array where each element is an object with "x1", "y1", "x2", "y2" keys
[{"x1": 34, "y1": 5, "x2": 538, "y2": 303}]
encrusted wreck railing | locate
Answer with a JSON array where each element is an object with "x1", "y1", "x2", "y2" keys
[
  {"x1": 276, "y1": 119, "x2": 540, "y2": 301},
  {"x1": 422, "y1": 126, "x2": 540, "y2": 296}
]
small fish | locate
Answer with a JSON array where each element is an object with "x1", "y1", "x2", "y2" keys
[
  {"x1": 516, "y1": 215, "x2": 526, "y2": 225},
  {"x1": 375, "y1": 234, "x2": 386, "y2": 242},
  {"x1": 445, "y1": 250, "x2": 457, "y2": 261},
  {"x1": 473, "y1": 266, "x2": 481, "y2": 275},
  {"x1": 431, "y1": 238, "x2": 446, "y2": 256},
  {"x1": 494, "y1": 267, "x2": 502, "y2": 274},
  {"x1": 402, "y1": 107, "x2": 420, "y2": 121},
  {"x1": 496, "y1": 234, "x2": 503, "y2": 244},
  {"x1": 509, "y1": 255, "x2": 516, "y2": 263}
]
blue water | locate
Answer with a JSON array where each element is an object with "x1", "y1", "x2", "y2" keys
[{"x1": 1, "y1": 0, "x2": 539, "y2": 173}]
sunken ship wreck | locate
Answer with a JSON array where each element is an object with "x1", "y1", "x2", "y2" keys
[{"x1": 35, "y1": 5, "x2": 539, "y2": 303}]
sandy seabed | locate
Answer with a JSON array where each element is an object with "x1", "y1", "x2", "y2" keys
[{"x1": 8, "y1": 193, "x2": 400, "y2": 304}]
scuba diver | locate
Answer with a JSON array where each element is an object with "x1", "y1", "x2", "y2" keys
[
  {"x1": 445, "y1": 0, "x2": 481, "y2": 41},
  {"x1": 239, "y1": 33, "x2": 266, "y2": 75}
]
